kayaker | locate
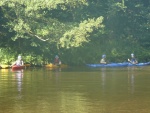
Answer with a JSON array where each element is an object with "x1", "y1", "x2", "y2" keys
[
  {"x1": 100, "y1": 54, "x2": 107, "y2": 64},
  {"x1": 128, "y1": 53, "x2": 138, "y2": 64},
  {"x1": 54, "y1": 55, "x2": 61, "y2": 65},
  {"x1": 11, "y1": 55, "x2": 24, "y2": 66}
]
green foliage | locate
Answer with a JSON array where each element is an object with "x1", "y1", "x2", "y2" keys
[
  {"x1": 0, "y1": 0, "x2": 88, "y2": 42},
  {"x1": 59, "y1": 17, "x2": 104, "y2": 48},
  {"x1": 0, "y1": 0, "x2": 150, "y2": 65},
  {"x1": 0, "y1": 48, "x2": 16, "y2": 64}
]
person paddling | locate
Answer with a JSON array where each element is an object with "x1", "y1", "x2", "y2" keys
[
  {"x1": 128, "y1": 53, "x2": 138, "y2": 64},
  {"x1": 54, "y1": 55, "x2": 61, "y2": 65},
  {"x1": 11, "y1": 55, "x2": 24, "y2": 66},
  {"x1": 100, "y1": 54, "x2": 107, "y2": 64}
]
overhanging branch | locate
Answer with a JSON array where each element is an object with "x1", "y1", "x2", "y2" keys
[{"x1": 28, "y1": 31, "x2": 49, "y2": 41}]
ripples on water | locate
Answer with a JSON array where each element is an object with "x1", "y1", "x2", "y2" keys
[{"x1": 0, "y1": 66, "x2": 150, "y2": 113}]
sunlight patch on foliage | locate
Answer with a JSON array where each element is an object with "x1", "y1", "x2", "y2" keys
[
  {"x1": 59, "y1": 16, "x2": 104, "y2": 48},
  {"x1": 0, "y1": 0, "x2": 88, "y2": 42}
]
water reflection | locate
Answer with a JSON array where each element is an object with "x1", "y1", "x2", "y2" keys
[
  {"x1": 45, "y1": 67, "x2": 61, "y2": 72},
  {"x1": 12, "y1": 69, "x2": 24, "y2": 99},
  {"x1": 54, "y1": 68, "x2": 62, "y2": 88},
  {"x1": 0, "y1": 68, "x2": 10, "y2": 74},
  {"x1": 0, "y1": 67, "x2": 150, "y2": 113},
  {"x1": 60, "y1": 92, "x2": 88, "y2": 113},
  {"x1": 101, "y1": 68, "x2": 106, "y2": 90},
  {"x1": 128, "y1": 67, "x2": 136, "y2": 94}
]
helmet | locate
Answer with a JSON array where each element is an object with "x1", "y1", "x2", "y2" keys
[
  {"x1": 18, "y1": 55, "x2": 22, "y2": 60},
  {"x1": 102, "y1": 54, "x2": 106, "y2": 58},
  {"x1": 131, "y1": 53, "x2": 134, "y2": 57},
  {"x1": 55, "y1": 55, "x2": 59, "y2": 58}
]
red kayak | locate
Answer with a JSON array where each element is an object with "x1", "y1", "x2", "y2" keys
[{"x1": 12, "y1": 65, "x2": 25, "y2": 70}]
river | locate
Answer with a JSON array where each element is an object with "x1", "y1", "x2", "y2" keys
[{"x1": 0, "y1": 66, "x2": 150, "y2": 113}]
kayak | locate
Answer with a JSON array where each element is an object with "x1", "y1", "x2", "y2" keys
[
  {"x1": 45, "y1": 63, "x2": 68, "y2": 68},
  {"x1": 86, "y1": 63, "x2": 128, "y2": 67},
  {"x1": 86, "y1": 62, "x2": 150, "y2": 67},
  {"x1": 12, "y1": 65, "x2": 25, "y2": 70},
  {"x1": 127, "y1": 62, "x2": 150, "y2": 66}
]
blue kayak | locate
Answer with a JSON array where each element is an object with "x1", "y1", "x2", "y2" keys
[
  {"x1": 127, "y1": 62, "x2": 150, "y2": 66},
  {"x1": 86, "y1": 62, "x2": 150, "y2": 67},
  {"x1": 86, "y1": 63, "x2": 128, "y2": 67}
]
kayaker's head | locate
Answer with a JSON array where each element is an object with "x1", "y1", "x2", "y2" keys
[
  {"x1": 102, "y1": 54, "x2": 106, "y2": 58},
  {"x1": 18, "y1": 55, "x2": 22, "y2": 60},
  {"x1": 131, "y1": 53, "x2": 134, "y2": 58},
  {"x1": 55, "y1": 55, "x2": 59, "y2": 59}
]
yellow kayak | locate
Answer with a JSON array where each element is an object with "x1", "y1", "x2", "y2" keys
[
  {"x1": 0, "y1": 64, "x2": 10, "y2": 69},
  {"x1": 45, "y1": 63, "x2": 68, "y2": 68}
]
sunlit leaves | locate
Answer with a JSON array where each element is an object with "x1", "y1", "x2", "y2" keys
[
  {"x1": 13, "y1": 19, "x2": 30, "y2": 32},
  {"x1": 59, "y1": 16, "x2": 104, "y2": 48},
  {"x1": 36, "y1": 29, "x2": 49, "y2": 36},
  {"x1": 0, "y1": 48, "x2": 15, "y2": 64},
  {"x1": 0, "y1": 0, "x2": 88, "y2": 42},
  {"x1": 107, "y1": 0, "x2": 127, "y2": 17},
  {"x1": 31, "y1": 42, "x2": 38, "y2": 47},
  {"x1": 0, "y1": 0, "x2": 88, "y2": 10},
  {"x1": 0, "y1": 1, "x2": 5, "y2": 6}
]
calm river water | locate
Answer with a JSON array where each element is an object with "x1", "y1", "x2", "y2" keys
[{"x1": 0, "y1": 66, "x2": 150, "y2": 113}]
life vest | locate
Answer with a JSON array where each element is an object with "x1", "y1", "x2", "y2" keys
[
  {"x1": 54, "y1": 58, "x2": 59, "y2": 63},
  {"x1": 131, "y1": 58, "x2": 137, "y2": 63},
  {"x1": 16, "y1": 60, "x2": 23, "y2": 66}
]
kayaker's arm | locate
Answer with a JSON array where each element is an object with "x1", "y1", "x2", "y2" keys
[
  {"x1": 10, "y1": 62, "x2": 16, "y2": 67},
  {"x1": 100, "y1": 59, "x2": 107, "y2": 64},
  {"x1": 128, "y1": 59, "x2": 138, "y2": 64}
]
